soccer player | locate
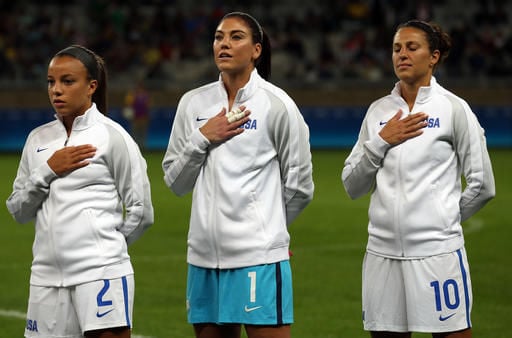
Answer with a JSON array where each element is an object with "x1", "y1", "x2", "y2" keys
[
  {"x1": 162, "y1": 11, "x2": 314, "y2": 338},
  {"x1": 6, "y1": 45, "x2": 154, "y2": 338},
  {"x1": 342, "y1": 20, "x2": 495, "y2": 338}
]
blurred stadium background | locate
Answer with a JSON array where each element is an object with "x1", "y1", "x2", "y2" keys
[
  {"x1": 1, "y1": 1, "x2": 511, "y2": 337},
  {"x1": 0, "y1": 0, "x2": 510, "y2": 150}
]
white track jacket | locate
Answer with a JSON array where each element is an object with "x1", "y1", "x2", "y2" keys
[
  {"x1": 6, "y1": 104, "x2": 154, "y2": 286},
  {"x1": 162, "y1": 70, "x2": 314, "y2": 269},
  {"x1": 342, "y1": 78, "x2": 495, "y2": 258}
]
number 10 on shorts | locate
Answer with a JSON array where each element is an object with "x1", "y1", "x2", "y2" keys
[{"x1": 430, "y1": 279, "x2": 460, "y2": 311}]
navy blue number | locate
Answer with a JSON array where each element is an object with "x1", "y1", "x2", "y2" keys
[
  {"x1": 97, "y1": 280, "x2": 113, "y2": 307},
  {"x1": 430, "y1": 279, "x2": 460, "y2": 311}
]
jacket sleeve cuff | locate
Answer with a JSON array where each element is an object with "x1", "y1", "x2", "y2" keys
[
  {"x1": 33, "y1": 161, "x2": 58, "y2": 187},
  {"x1": 364, "y1": 134, "x2": 391, "y2": 167},
  {"x1": 191, "y1": 128, "x2": 211, "y2": 151}
]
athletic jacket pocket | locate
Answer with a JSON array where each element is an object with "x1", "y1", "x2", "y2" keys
[
  {"x1": 83, "y1": 208, "x2": 105, "y2": 253},
  {"x1": 430, "y1": 184, "x2": 450, "y2": 229}
]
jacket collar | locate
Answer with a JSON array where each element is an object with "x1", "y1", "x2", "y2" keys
[
  {"x1": 392, "y1": 76, "x2": 439, "y2": 104},
  {"x1": 55, "y1": 103, "x2": 101, "y2": 131},
  {"x1": 217, "y1": 69, "x2": 262, "y2": 103}
]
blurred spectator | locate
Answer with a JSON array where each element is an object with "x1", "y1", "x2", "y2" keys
[{"x1": 124, "y1": 81, "x2": 151, "y2": 150}]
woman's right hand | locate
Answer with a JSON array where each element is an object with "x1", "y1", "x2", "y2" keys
[
  {"x1": 199, "y1": 106, "x2": 251, "y2": 143},
  {"x1": 47, "y1": 144, "x2": 97, "y2": 176},
  {"x1": 379, "y1": 109, "x2": 428, "y2": 145}
]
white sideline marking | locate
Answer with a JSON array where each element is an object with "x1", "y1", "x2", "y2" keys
[
  {"x1": 0, "y1": 309, "x2": 26, "y2": 319},
  {"x1": 0, "y1": 308, "x2": 155, "y2": 338},
  {"x1": 464, "y1": 218, "x2": 484, "y2": 234}
]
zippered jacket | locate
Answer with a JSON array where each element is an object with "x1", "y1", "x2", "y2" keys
[
  {"x1": 6, "y1": 104, "x2": 154, "y2": 286},
  {"x1": 342, "y1": 77, "x2": 495, "y2": 258},
  {"x1": 162, "y1": 70, "x2": 314, "y2": 269}
]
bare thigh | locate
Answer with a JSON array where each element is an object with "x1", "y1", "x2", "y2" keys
[
  {"x1": 193, "y1": 323, "x2": 242, "y2": 338},
  {"x1": 245, "y1": 324, "x2": 291, "y2": 338},
  {"x1": 84, "y1": 326, "x2": 131, "y2": 338},
  {"x1": 370, "y1": 332, "x2": 411, "y2": 338},
  {"x1": 432, "y1": 328, "x2": 472, "y2": 338}
]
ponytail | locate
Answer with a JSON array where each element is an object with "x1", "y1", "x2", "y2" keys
[
  {"x1": 221, "y1": 12, "x2": 272, "y2": 80},
  {"x1": 54, "y1": 45, "x2": 109, "y2": 115},
  {"x1": 397, "y1": 20, "x2": 452, "y2": 68}
]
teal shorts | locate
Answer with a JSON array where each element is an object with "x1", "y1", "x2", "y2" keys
[{"x1": 187, "y1": 260, "x2": 293, "y2": 325}]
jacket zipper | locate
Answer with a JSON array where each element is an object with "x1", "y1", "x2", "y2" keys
[
  {"x1": 396, "y1": 103, "x2": 411, "y2": 257},
  {"x1": 396, "y1": 146, "x2": 405, "y2": 257},
  {"x1": 51, "y1": 128, "x2": 71, "y2": 285},
  {"x1": 209, "y1": 121, "x2": 220, "y2": 268}
]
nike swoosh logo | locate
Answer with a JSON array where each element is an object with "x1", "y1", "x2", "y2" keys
[
  {"x1": 96, "y1": 309, "x2": 114, "y2": 318},
  {"x1": 379, "y1": 121, "x2": 387, "y2": 126},
  {"x1": 439, "y1": 313, "x2": 456, "y2": 321},
  {"x1": 244, "y1": 305, "x2": 262, "y2": 312},
  {"x1": 36, "y1": 147, "x2": 48, "y2": 152},
  {"x1": 196, "y1": 117, "x2": 208, "y2": 121}
]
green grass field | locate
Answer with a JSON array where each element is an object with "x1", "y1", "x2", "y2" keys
[{"x1": 1, "y1": 149, "x2": 511, "y2": 338}]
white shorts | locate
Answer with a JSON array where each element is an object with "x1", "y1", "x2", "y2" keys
[
  {"x1": 25, "y1": 275, "x2": 134, "y2": 338},
  {"x1": 362, "y1": 248, "x2": 472, "y2": 333}
]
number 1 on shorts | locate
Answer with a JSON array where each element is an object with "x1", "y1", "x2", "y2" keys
[{"x1": 248, "y1": 271, "x2": 257, "y2": 303}]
